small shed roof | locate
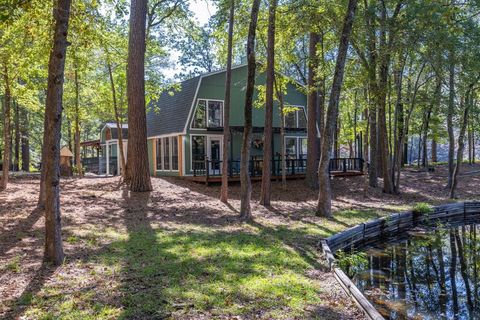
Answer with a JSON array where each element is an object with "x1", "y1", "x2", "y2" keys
[{"x1": 60, "y1": 146, "x2": 74, "y2": 157}]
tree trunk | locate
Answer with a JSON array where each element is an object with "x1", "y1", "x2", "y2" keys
[
  {"x1": 450, "y1": 94, "x2": 472, "y2": 198},
  {"x1": 74, "y1": 66, "x2": 83, "y2": 176},
  {"x1": 107, "y1": 61, "x2": 126, "y2": 177},
  {"x1": 306, "y1": 32, "x2": 320, "y2": 189},
  {"x1": 431, "y1": 138, "x2": 437, "y2": 163},
  {"x1": 1, "y1": 63, "x2": 11, "y2": 191},
  {"x1": 220, "y1": 0, "x2": 235, "y2": 203},
  {"x1": 239, "y1": 0, "x2": 261, "y2": 220},
  {"x1": 260, "y1": 0, "x2": 276, "y2": 206},
  {"x1": 14, "y1": 101, "x2": 20, "y2": 171},
  {"x1": 317, "y1": 0, "x2": 358, "y2": 217},
  {"x1": 21, "y1": 106, "x2": 30, "y2": 172},
  {"x1": 43, "y1": 0, "x2": 72, "y2": 265},
  {"x1": 377, "y1": 3, "x2": 393, "y2": 194},
  {"x1": 446, "y1": 48, "x2": 455, "y2": 188},
  {"x1": 126, "y1": 0, "x2": 152, "y2": 192}
]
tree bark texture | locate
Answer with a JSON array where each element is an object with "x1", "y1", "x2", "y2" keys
[
  {"x1": 1, "y1": 64, "x2": 11, "y2": 190},
  {"x1": 239, "y1": 0, "x2": 261, "y2": 220},
  {"x1": 260, "y1": 0, "x2": 276, "y2": 206},
  {"x1": 220, "y1": 0, "x2": 235, "y2": 203},
  {"x1": 43, "y1": 0, "x2": 72, "y2": 265},
  {"x1": 126, "y1": 0, "x2": 152, "y2": 192},
  {"x1": 306, "y1": 32, "x2": 320, "y2": 189},
  {"x1": 317, "y1": 0, "x2": 358, "y2": 217}
]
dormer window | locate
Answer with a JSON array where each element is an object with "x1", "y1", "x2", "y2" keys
[
  {"x1": 284, "y1": 107, "x2": 307, "y2": 129},
  {"x1": 192, "y1": 99, "x2": 224, "y2": 129}
]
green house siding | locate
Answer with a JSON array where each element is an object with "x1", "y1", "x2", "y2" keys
[
  {"x1": 192, "y1": 66, "x2": 307, "y2": 129},
  {"x1": 181, "y1": 66, "x2": 307, "y2": 175},
  {"x1": 148, "y1": 139, "x2": 154, "y2": 175}
]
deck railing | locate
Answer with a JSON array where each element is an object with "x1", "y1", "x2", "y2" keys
[{"x1": 193, "y1": 157, "x2": 363, "y2": 178}]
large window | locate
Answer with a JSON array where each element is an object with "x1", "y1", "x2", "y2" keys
[
  {"x1": 192, "y1": 100, "x2": 224, "y2": 128},
  {"x1": 285, "y1": 137, "x2": 308, "y2": 159},
  {"x1": 156, "y1": 137, "x2": 179, "y2": 171},
  {"x1": 284, "y1": 107, "x2": 307, "y2": 129}
]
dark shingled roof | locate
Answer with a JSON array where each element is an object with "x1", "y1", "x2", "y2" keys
[{"x1": 147, "y1": 76, "x2": 200, "y2": 137}]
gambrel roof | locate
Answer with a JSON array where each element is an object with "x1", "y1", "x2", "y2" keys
[{"x1": 147, "y1": 76, "x2": 201, "y2": 137}]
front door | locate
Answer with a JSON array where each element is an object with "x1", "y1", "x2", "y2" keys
[{"x1": 207, "y1": 136, "x2": 222, "y2": 174}]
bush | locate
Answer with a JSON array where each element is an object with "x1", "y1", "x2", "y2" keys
[{"x1": 412, "y1": 202, "x2": 433, "y2": 214}]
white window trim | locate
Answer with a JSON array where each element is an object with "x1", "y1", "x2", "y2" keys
[
  {"x1": 190, "y1": 99, "x2": 225, "y2": 130},
  {"x1": 189, "y1": 134, "x2": 223, "y2": 173},
  {"x1": 156, "y1": 137, "x2": 179, "y2": 172}
]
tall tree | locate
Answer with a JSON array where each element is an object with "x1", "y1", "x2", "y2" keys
[
  {"x1": 239, "y1": 0, "x2": 261, "y2": 220},
  {"x1": 126, "y1": 0, "x2": 152, "y2": 192},
  {"x1": 305, "y1": 32, "x2": 320, "y2": 189},
  {"x1": 220, "y1": 0, "x2": 235, "y2": 204},
  {"x1": 43, "y1": 0, "x2": 72, "y2": 265},
  {"x1": 260, "y1": 0, "x2": 276, "y2": 206},
  {"x1": 317, "y1": 0, "x2": 358, "y2": 217},
  {"x1": 1, "y1": 63, "x2": 11, "y2": 190}
]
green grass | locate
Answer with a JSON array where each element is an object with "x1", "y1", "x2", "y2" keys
[{"x1": 19, "y1": 207, "x2": 403, "y2": 319}]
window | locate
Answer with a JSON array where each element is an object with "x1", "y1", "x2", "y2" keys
[
  {"x1": 192, "y1": 100, "x2": 224, "y2": 128},
  {"x1": 172, "y1": 138, "x2": 178, "y2": 170},
  {"x1": 192, "y1": 136, "x2": 206, "y2": 161},
  {"x1": 208, "y1": 101, "x2": 223, "y2": 127},
  {"x1": 285, "y1": 138, "x2": 297, "y2": 158},
  {"x1": 156, "y1": 137, "x2": 179, "y2": 171},
  {"x1": 285, "y1": 137, "x2": 308, "y2": 159},
  {"x1": 192, "y1": 100, "x2": 206, "y2": 128},
  {"x1": 163, "y1": 138, "x2": 170, "y2": 170},
  {"x1": 284, "y1": 107, "x2": 307, "y2": 129},
  {"x1": 156, "y1": 139, "x2": 162, "y2": 170}
]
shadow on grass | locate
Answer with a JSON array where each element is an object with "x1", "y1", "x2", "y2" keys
[{"x1": 89, "y1": 190, "x2": 325, "y2": 318}]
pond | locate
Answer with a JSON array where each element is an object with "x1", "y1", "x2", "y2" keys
[{"x1": 340, "y1": 223, "x2": 480, "y2": 320}]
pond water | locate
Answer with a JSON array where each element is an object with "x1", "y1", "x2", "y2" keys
[{"x1": 341, "y1": 223, "x2": 480, "y2": 320}]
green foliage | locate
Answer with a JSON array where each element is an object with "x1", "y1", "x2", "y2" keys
[
  {"x1": 413, "y1": 202, "x2": 434, "y2": 214},
  {"x1": 336, "y1": 250, "x2": 368, "y2": 278}
]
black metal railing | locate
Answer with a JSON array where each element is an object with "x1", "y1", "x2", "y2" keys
[
  {"x1": 328, "y1": 157, "x2": 364, "y2": 173},
  {"x1": 193, "y1": 157, "x2": 362, "y2": 177}
]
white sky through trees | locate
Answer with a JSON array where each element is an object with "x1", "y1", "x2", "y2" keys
[{"x1": 163, "y1": 0, "x2": 216, "y2": 79}]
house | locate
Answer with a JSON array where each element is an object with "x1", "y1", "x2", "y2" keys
[
  {"x1": 96, "y1": 64, "x2": 364, "y2": 181},
  {"x1": 145, "y1": 64, "x2": 309, "y2": 181},
  {"x1": 99, "y1": 123, "x2": 128, "y2": 176}
]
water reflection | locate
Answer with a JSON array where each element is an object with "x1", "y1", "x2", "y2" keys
[{"x1": 344, "y1": 224, "x2": 480, "y2": 319}]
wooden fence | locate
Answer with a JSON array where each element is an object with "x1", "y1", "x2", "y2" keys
[{"x1": 320, "y1": 201, "x2": 480, "y2": 320}]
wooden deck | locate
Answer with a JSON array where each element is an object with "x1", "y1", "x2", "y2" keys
[{"x1": 186, "y1": 171, "x2": 363, "y2": 184}]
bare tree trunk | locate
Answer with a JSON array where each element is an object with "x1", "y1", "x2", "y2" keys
[
  {"x1": 1, "y1": 63, "x2": 11, "y2": 191},
  {"x1": 377, "y1": 3, "x2": 393, "y2": 194},
  {"x1": 431, "y1": 138, "x2": 437, "y2": 163},
  {"x1": 14, "y1": 101, "x2": 20, "y2": 171},
  {"x1": 447, "y1": 48, "x2": 455, "y2": 188},
  {"x1": 260, "y1": 0, "x2": 276, "y2": 206},
  {"x1": 239, "y1": 0, "x2": 261, "y2": 220},
  {"x1": 43, "y1": 0, "x2": 72, "y2": 265},
  {"x1": 21, "y1": 107, "x2": 29, "y2": 172},
  {"x1": 220, "y1": 0, "x2": 235, "y2": 203},
  {"x1": 306, "y1": 32, "x2": 320, "y2": 189},
  {"x1": 74, "y1": 66, "x2": 83, "y2": 176},
  {"x1": 451, "y1": 94, "x2": 472, "y2": 198},
  {"x1": 126, "y1": 0, "x2": 152, "y2": 192},
  {"x1": 107, "y1": 61, "x2": 126, "y2": 177},
  {"x1": 317, "y1": 0, "x2": 358, "y2": 217}
]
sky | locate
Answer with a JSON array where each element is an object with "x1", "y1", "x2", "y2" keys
[{"x1": 163, "y1": 0, "x2": 217, "y2": 79}]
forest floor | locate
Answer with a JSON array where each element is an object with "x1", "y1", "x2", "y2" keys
[{"x1": 1, "y1": 164, "x2": 480, "y2": 319}]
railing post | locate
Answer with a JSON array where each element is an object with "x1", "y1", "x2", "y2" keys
[
  {"x1": 205, "y1": 158, "x2": 209, "y2": 185},
  {"x1": 343, "y1": 158, "x2": 347, "y2": 173}
]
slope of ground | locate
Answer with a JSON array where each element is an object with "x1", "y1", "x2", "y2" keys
[{"x1": 1, "y1": 164, "x2": 479, "y2": 319}]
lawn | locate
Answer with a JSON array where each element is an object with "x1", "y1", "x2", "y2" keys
[{"x1": 1, "y1": 164, "x2": 478, "y2": 319}]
